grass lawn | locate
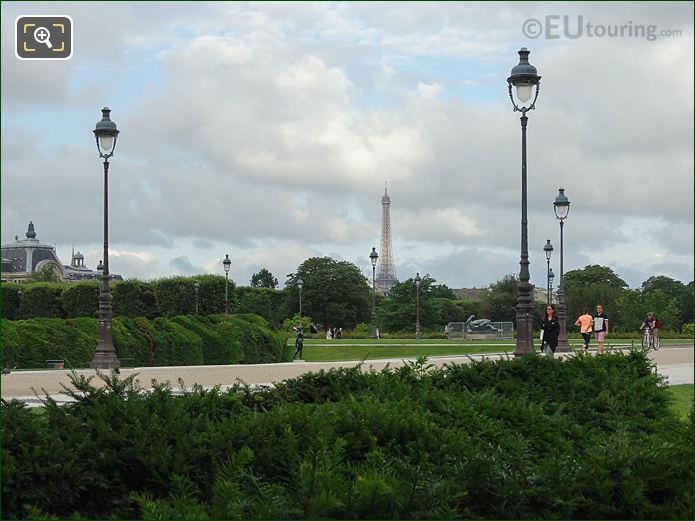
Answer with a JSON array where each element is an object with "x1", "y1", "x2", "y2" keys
[
  {"x1": 300, "y1": 344, "x2": 513, "y2": 362},
  {"x1": 291, "y1": 337, "x2": 692, "y2": 362},
  {"x1": 667, "y1": 384, "x2": 694, "y2": 419}
]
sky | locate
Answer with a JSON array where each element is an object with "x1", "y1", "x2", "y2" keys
[{"x1": 2, "y1": 1, "x2": 693, "y2": 291}]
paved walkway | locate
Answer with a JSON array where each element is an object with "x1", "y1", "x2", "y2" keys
[{"x1": 2, "y1": 346, "x2": 692, "y2": 406}]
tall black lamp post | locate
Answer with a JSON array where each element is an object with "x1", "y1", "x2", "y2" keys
[
  {"x1": 554, "y1": 188, "x2": 571, "y2": 352},
  {"x1": 194, "y1": 282, "x2": 200, "y2": 315},
  {"x1": 544, "y1": 240, "x2": 554, "y2": 304},
  {"x1": 414, "y1": 272, "x2": 421, "y2": 340},
  {"x1": 91, "y1": 107, "x2": 121, "y2": 369},
  {"x1": 297, "y1": 278, "x2": 304, "y2": 324},
  {"x1": 507, "y1": 48, "x2": 541, "y2": 357},
  {"x1": 548, "y1": 268, "x2": 555, "y2": 304},
  {"x1": 223, "y1": 254, "x2": 231, "y2": 314},
  {"x1": 369, "y1": 247, "x2": 379, "y2": 338}
]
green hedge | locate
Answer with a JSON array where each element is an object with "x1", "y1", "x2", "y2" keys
[
  {"x1": 61, "y1": 281, "x2": 100, "y2": 318},
  {"x1": 18, "y1": 283, "x2": 65, "y2": 319},
  {"x1": 1, "y1": 352, "x2": 691, "y2": 519},
  {"x1": 1, "y1": 284, "x2": 22, "y2": 320},
  {"x1": 112, "y1": 280, "x2": 158, "y2": 318},
  {"x1": 0, "y1": 315, "x2": 289, "y2": 369}
]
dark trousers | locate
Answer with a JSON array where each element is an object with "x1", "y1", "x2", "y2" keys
[{"x1": 581, "y1": 333, "x2": 591, "y2": 347}]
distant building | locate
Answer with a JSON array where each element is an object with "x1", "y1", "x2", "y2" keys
[
  {"x1": 452, "y1": 288, "x2": 489, "y2": 301},
  {"x1": 1, "y1": 221, "x2": 122, "y2": 283}
]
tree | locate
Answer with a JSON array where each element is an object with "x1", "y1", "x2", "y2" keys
[
  {"x1": 286, "y1": 257, "x2": 371, "y2": 329},
  {"x1": 563, "y1": 265, "x2": 628, "y2": 291},
  {"x1": 563, "y1": 265, "x2": 628, "y2": 326},
  {"x1": 250, "y1": 268, "x2": 278, "y2": 289},
  {"x1": 27, "y1": 266, "x2": 61, "y2": 283},
  {"x1": 429, "y1": 283, "x2": 456, "y2": 300},
  {"x1": 378, "y1": 276, "x2": 440, "y2": 332},
  {"x1": 641, "y1": 276, "x2": 686, "y2": 302},
  {"x1": 679, "y1": 281, "x2": 693, "y2": 325},
  {"x1": 480, "y1": 275, "x2": 519, "y2": 323}
]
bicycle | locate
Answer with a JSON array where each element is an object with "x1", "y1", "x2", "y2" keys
[{"x1": 641, "y1": 326, "x2": 660, "y2": 351}]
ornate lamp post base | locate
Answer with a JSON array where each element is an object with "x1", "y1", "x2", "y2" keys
[{"x1": 91, "y1": 351, "x2": 121, "y2": 369}]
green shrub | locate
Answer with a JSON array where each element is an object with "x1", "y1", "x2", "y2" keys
[
  {"x1": 62, "y1": 281, "x2": 100, "y2": 318},
  {"x1": 1, "y1": 314, "x2": 287, "y2": 369},
  {"x1": 2, "y1": 352, "x2": 691, "y2": 519},
  {"x1": 18, "y1": 283, "x2": 65, "y2": 318},
  {"x1": 112, "y1": 280, "x2": 158, "y2": 318},
  {"x1": 1, "y1": 284, "x2": 22, "y2": 320},
  {"x1": 154, "y1": 276, "x2": 232, "y2": 317}
]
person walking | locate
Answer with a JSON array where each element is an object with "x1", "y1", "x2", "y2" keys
[
  {"x1": 575, "y1": 308, "x2": 593, "y2": 352},
  {"x1": 293, "y1": 327, "x2": 304, "y2": 360},
  {"x1": 593, "y1": 304, "x2": 609, "y2": 355},
  {"x1": 540, "y1": 304, "x2": 560, "y2": 357}
]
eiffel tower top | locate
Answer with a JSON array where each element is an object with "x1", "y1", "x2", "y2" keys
[{"x1": 375, "y1": 181, "x2": 397, "y2": 295}]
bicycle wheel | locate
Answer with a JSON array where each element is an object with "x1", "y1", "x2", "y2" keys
[{"x1": 642, "y1": 334, "x2": 649, "y2": 350}]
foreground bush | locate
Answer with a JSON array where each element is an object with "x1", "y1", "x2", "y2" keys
[
  {"x1": 2, "y1": 352, "x2": 691, "y2": 519},
  {"x1": 1, "y1": 314, "x2": 289, "y2": 368}
]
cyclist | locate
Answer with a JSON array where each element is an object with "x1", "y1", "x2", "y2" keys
[{"x1": 640, "y1": 312, "x2": 660, "y2": 347}]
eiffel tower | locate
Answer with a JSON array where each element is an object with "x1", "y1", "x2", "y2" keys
[{"x1": 375, "y1": 182, "x2": 398, "y2": 295}]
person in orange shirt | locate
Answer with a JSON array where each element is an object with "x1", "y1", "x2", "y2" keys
[{"x1": 575, "y1": 307, "x2": 593, "y2": 352}]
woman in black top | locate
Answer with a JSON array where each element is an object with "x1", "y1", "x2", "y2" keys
[{"x1": 540, "y1": 304, "x2": 560, "y2": 357}]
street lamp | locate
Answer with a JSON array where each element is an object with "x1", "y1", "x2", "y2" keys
[
  {"x1": 297, "y1": 278, "x2": 304, "y2": 324},
  {"x1": 369, "y1": 247, "x2": 379, "y2": 338},
  {"x1": 554, "y1": 187, "x2": 571, "y2": 352},
  {"x1": 507, "y1": 48, "x2": 541, "y2": 357},
  {"x1": 194, "y1": 281, "x2": 200, "y2": 315},
  {"x1": 543, "y1": 240, "x2": 554, "y2": 304},
  {"x1": 414, "y1": 272, "x2": 421, "y2": 340},
  {"x1": 548, "y1": 268, "x2": 555, "y2": 304},
  {"x1": 222, "y1": 254, "x2": 231, "y2": 314},
  {"x1": 91, "y1": 107, "x2": 121, "y2": 369}
]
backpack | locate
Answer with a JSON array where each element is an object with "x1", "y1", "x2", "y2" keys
[{"x1": 655, "y1": 319, "x2": 662, "y2": 329}]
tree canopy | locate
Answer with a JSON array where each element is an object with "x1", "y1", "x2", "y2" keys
[
  {"x1": 286, "y1": 257, "x2": 371, "y2": 329},
  {"x1": 250, "y1": 268, "x2": 278, "y2": 289}
]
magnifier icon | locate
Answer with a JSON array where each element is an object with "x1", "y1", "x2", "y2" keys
[{"x1": 33, "y1": 26, "x2": 53, "y2": 49}]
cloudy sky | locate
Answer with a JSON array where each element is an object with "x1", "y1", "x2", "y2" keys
[{"x1": 2, "y1": 1, "x2": 693, "y2": 290}]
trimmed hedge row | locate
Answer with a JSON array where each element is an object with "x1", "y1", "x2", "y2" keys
[
  {"x1": 1, "y1": 314, "x2": 290, "y2": 369},
  {"x1": 1, "y1": 352, "x2": 691, "y2": 519},
  {"x1": 2, "y1": 278, "x2": 286, "y2": 325}
]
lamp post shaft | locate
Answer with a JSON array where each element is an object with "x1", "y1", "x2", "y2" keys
[
  {"x1": 547, "y1": 258, "x2": 551, "y2": 304},
  {"x1": 415, "y1": 285, "x2": 421, "y2": 340},
  {"x1": 556, "y1": 219, "x2": 570, "y2": 351},
  {"x1": 513, "y1": 115, "x2": 534, "y2": 356},
  {"x1": 371, "y1": 266, "x2": 377, "y2": 338},
  {"x1": 225, "y1": 272, "x2": 229, "y2": 314},
  {"x1": 91, "y1": 159, "x2": 120, "y2": 369},
  {"x1": 299, "y1": 287, "x2": 302, "y2": 322}
]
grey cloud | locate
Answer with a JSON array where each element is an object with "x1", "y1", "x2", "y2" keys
[
  {"x1": 170, "y1": 255, "x2": 201, "y2": 274},
  {"x1": 193, "y1": 238, "x2": 215, "y2": 249}
]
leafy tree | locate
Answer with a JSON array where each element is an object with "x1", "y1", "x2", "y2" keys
[
  {"x1": 563, "y1": 265, "x2": 628, "y2": 326},
  {"x1": 27, "y1": 266, "x2": 62, "y2": 283},
  {"x1": 429, "y1": 283, "x2": 456, "y2": 300},
  {"x1": 479, "y1": 275, "x2": 519, "y2": 322},
  {"x1": 250, "y1": 268, "x2": 278, "y2": 289},
  {"x1": 378, "y1": 276, "x2": 439, "y2": 332},
  {"x1": 640, "y1": 275, "x2": 685, "y2": 302},
  {"x1": 286, "y1": 257, "x2": 370, "y2": 329},
  {"x1": 679, "y1": 281, "x2": 693, "y2": 325}
]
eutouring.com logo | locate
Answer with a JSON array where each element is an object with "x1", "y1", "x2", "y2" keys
[{"x1": 522, "y1": 15, "x2": 682, "y2": 42}]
